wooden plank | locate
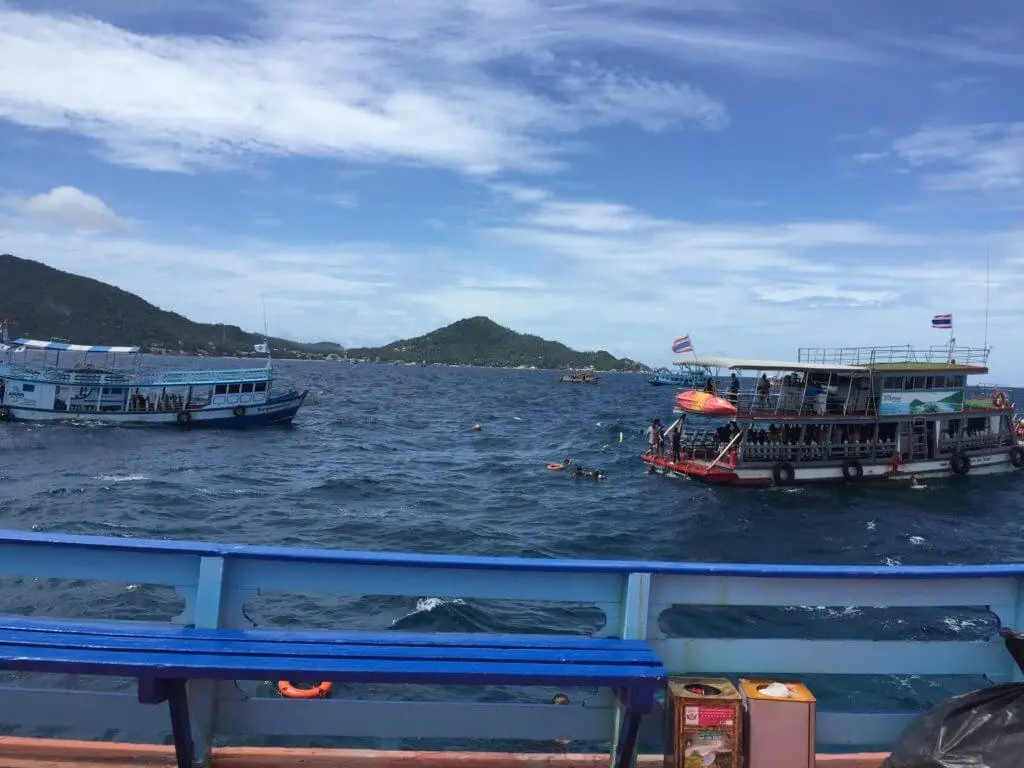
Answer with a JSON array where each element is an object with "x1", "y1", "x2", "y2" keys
[
  {"x1": 0, "y1": 627, "x2": 660, "y2": 665},
  {"x1": 651, "y1": 637, "x2": 1009, "y2": 678},
  {"x1": 0, "y1": 644, "x2": 665, "y2": 685},
  {"x1": 0, "y1": 616, "x2": 652, "y2": 651},
  {"x1": 215, "y1": 697, "x2": 616, "y2": 740}
]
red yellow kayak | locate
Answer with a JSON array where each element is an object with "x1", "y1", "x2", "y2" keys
[{"x1": 673, "y1": 390, "x2": 738, "y2": 416}]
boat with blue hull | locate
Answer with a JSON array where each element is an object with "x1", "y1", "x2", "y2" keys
[
  {"x1": 0, "y1": 325, "x2": 307, "y2": 427},
  {"x1": 648, "y1": 363, "x2": 715, "y2": 388}
]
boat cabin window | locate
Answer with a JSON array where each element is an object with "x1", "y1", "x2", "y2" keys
[
  {"x1": 228, "y1": 384, "x2": 241, "y2": 394},
  {"x1": 214, "y1": 384, "x2": 227, "y2": 395},
  {"x1": 22, "y1": 383, "x2": 35, "y2": 392},
  {"x1": 101, "y1": 387, "x2": 125, "y2": 395},
  {"x1": 255, "y1": 382, "x2": 267, "y2": 392},
  {"x1": 241, "y1": 383, "x2": 254, "y2": 393}
]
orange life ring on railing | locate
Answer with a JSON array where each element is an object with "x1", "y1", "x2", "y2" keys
[
  {"x1": 278, "y1": 680, "x2": 333, "y2": 699},
  {"x1": 993, "y1": 391, "x2": 1009, "y2": 409}
]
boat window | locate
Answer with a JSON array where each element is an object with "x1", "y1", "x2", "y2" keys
[
  {"x1": 228, "y1": 384, "x2": 241, "y2": 394},
  {"x1": 22, "y1": 383, "x2": 35, "y2": 392},
  {"x1": 241, "y1": 383, "x2": 254, "y2": 393},
  {"x1": 255, "y1": 382, "x2": 267, "y2": 392},
  {"x1": 214, "y1": 384, "x2": 227, "y2": 395},
  {"x1": 912, "y1": 377, "x2": 926, "y2": 389}
]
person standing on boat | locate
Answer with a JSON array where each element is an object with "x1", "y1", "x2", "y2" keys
[
  {"x1": 670, "y1": 424, "x2": 682, "y2": 462},
  {"x1": 728, "y1": 373, "x2": 740, "y2": 404},
  {"x1": 756, "y1": 374, "x2": 770, "y2": 409},
  {"x1": 645, "y1": 418, "x2": 661, "y2": 456}
]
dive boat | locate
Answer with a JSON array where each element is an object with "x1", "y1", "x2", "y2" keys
[
  {"x1": 648, "y1": 362, "x2": 715, "y2": 388},
  {"x1": 642, "y1": 344, "x2": 1023, "y2": 485},
  {"x1": 0, "y1": 323, "x2": 307, "y2": 427},
  {"x1": 559, "y1": 371, "x2": 597, "y2": 384}
]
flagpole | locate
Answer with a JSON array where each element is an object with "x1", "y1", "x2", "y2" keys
[{"x1": 983, "y1": 240, "x2": 991, "y2": 351}]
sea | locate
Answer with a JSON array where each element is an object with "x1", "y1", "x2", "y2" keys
[{"x1": 1, "y1": 360, "x2": 1023, "y2": 751}]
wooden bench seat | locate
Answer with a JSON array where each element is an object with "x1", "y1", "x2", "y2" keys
[{"x1": 0, "y1": 616, "x2": 666, "y2": 768}]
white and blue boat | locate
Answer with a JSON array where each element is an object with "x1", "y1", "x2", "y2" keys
[
  {"x1": 0, "y1": 324, "x2": 307, "y2": 427},
  {"x1": 648, "y1": 362, "x2": 714, "y2": 388}
]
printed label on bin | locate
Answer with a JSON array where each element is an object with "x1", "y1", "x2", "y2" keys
[{"x1": 684, "y1": 706, "x2": 735, "y2": 726}]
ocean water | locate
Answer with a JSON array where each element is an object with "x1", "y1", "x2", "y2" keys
[{"x1": 1, "y1": 361, "x2": 1023, "y2": 750}]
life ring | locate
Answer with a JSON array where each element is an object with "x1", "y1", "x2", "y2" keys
[
  {"x1": 547, "y1": 463, "x2": 566, "y2": 471},
  {"x1": 176, "y1": 411, "x2": 191, "y2": 426},
  {"x1": 950, "y1": 452, "x2": 970, "y2": 475},
  {"x1": 841, "y1": 458, "x2": 863, "y2": 481},
  {"x1": 1010, "y1": 447, "x2": 1024, "y2": 469},
  {"x1": 233, "y1": 405, "x2": 246, "y2": 417},
  {"x1": 993, "y1": 391, "x2": 1010, "y2": 409},
  {"x1": 772, "y1": 462, "x2": 795, "y2": 486},
  {"x1": 0, "y1": 405, "x2": 11, "y2": 422},
  {"x1": 277, "y1": 680, "x2": 333, "y2": 699}
]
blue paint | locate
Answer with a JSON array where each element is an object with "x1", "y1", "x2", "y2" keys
[
  {"x1": 3, "y1": 528, "x2": 1024, "y2": 578},
  {"x1": 1, "y1": 528, "x2": 1022, "y2": 756}
]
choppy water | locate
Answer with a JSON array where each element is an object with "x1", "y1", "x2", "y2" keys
[{"x1": 1, "y1": 361, "x2": 1023, "y2": 750}]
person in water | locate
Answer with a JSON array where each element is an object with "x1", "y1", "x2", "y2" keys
[{"x1": 573, "y1": 466, "x2": 606, "y2": 480}]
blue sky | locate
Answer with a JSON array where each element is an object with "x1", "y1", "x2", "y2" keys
[{"x1": 0, "y1": 0, "x2": 1022, "y2": 379}]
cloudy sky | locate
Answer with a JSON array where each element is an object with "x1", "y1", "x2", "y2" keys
[{"x1": 1, "y1": 0, "x2": 1022, "y2": 378}]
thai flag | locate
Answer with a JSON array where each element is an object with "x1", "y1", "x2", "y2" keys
[
  {"x1": 931, "y1": 313, "x2": 952, "y2": 329},
  {"x1": 672, "y1": 335, "x2": 694, "y2": 354}
]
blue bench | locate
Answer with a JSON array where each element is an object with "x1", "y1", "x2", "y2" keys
[{"x1": 0, "y1": 616, "x2": 666, "y2": 768}]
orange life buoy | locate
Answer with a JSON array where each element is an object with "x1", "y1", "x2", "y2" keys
[
  {"x1": 993, "y1": 391, "x2": 1009, "y2": 409},
  {"x1": 547, "y1": 461, "x2": 571, "y2": 471},
  {"x1": 278, "y1": 680, "x2": 333, "y2": 699}
]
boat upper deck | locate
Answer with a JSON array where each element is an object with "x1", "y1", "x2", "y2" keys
[
  {"x1": 0, "y1": 362, "x2": 273, "y2": 387},
  {"x1": 798, "y1": 345, "x2": 989, "y2": 374}
]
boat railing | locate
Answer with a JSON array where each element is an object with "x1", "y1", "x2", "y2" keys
[
  {"x1": 2, "y1": 529, "x2": 1021, "y2": 757},
  {"x1": 798, "y1": 345, "x2": 990, "y2": 368},
  {"x1": 0, "y1": 363, "x2": 271, "y2": 386}
]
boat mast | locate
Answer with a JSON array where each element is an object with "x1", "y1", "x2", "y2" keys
[
  {"x1": 262, "y1": 296, "x2": 272, "y2": 370},
  {"x1": 983, "y1": 240, "x2": 991, "y2": 352}
]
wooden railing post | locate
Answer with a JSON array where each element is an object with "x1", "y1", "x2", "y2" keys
[
  {"x1": 190, "y1": 556, "x2": 227, "y2": 767},
  {"x1": 609, "y1": 572, "x2": 652, "y2": 768}
]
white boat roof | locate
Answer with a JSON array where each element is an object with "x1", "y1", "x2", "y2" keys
[
  {"x1": 11, "y1": 338, "x2": 141, "y2": 354},
  {"x1": 674, "y1": 356, "x2": 867, "y2": 373}
]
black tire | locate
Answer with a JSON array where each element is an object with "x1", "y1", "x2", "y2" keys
[
  {"x1": 841, "y1": 458, "x2": 864, "y2": 481},
  {"x1": 176, "y1": 411, "x2": 191, "y2": 426},
  {"x1": 233, "y1": 405, "x2": 246, "y2": 417},
  {"x1": 1010, "y1": 447, "x2": 1024, "y2": 469},
  {"x1": 950, "y1": 452, "x2": 970, "y2": 475},
  {"x1": 772, "y1": 462, "x2": 795, "y2": 486}
]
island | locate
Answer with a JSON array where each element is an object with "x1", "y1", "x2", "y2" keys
[{"x1": 0, "y1": 254, "x2": 648, "y2": 371}]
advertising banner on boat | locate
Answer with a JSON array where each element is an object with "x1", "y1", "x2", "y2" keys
[{"x1": 880, "y1": 389, "x2": 963, "y2": 415}]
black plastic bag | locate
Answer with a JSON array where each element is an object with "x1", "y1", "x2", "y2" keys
[{"x1": 883, "y1": 628, "x2": 1024, "y2": 768}]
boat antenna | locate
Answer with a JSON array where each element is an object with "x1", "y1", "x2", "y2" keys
[
  {"x1": 262, "y1": 296, "x2": 272, "y2": 369},
  {"x1": 983, "y1": 239, "x2": 991, "y2": 352}
]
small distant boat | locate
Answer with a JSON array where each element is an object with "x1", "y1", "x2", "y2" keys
[
  {"x1": 559, "y1": 371, "x2": 597, "y2": 384},
  {"x1": 0, "y1": 323, "x2": 307, "y2": 427}
]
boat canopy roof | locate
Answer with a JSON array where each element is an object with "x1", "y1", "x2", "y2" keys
[
  {"x1": 11, "y1": 338, "x2": 141, "y2": 354},
  {"x1": 674, "y1": 356, "x2": 867, "y2": 373}
]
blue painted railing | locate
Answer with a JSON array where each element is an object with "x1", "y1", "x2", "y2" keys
[{"x1": 1, "y1": 529, "x2": 1022, "y2": 761}]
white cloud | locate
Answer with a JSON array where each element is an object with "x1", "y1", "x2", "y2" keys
[
  {"x1": 0, "y1": 3, "x2": 733, "y2": 177},
  {"x1": 19, "y1": 186, "x2": 125, "y2": 231},
  {"x1": 328, "y1": 193, "x2": 359, "y2": 209},
  {"x1": 882, "y1": 123, "x2": 1024, "y2": 192},
  {"x1": 3, "y1": 190, "x2": 1022, "y2": 380}
]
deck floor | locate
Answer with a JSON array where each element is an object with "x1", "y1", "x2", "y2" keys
[{"x1": 1, "y1": 738, "x2": 887, "y2": 768}]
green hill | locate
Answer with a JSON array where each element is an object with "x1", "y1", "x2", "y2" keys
[
  {"x1": 0, "y1": 255, "x2": 647, "y2": 369},
  {"x1": 0, "y1": 253, "x2": 339, "y2": 358},
  {"x1": 347, "y1": 316, "x2": 646, "y2": 371}
]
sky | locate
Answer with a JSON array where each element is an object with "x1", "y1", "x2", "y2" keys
[{"x1": 0, "y1": 0, "x2": 1022, "y2": 379}]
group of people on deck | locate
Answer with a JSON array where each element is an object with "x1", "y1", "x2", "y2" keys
[{"x1": 646, "y1": 418, "x2": 683, "y2": 462}]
